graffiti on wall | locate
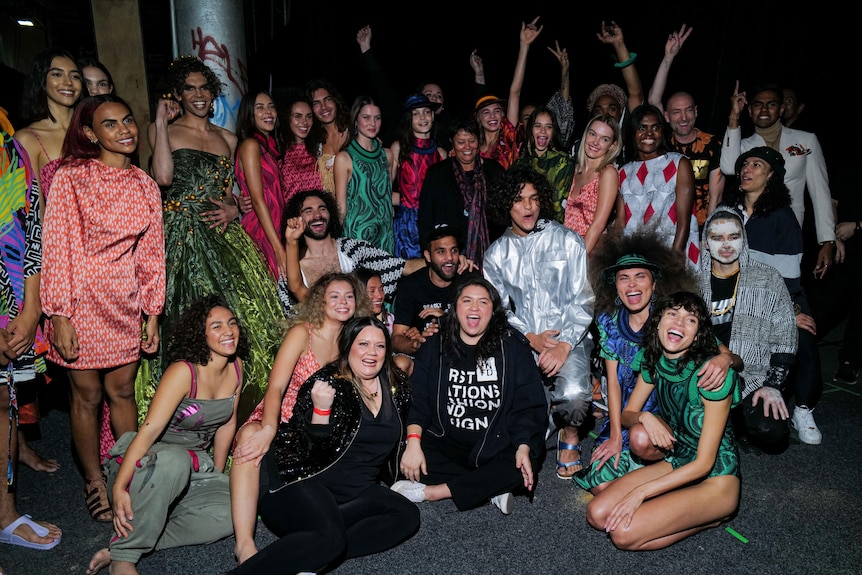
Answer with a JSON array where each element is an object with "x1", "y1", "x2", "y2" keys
[{"x1": 190, "y1": 27, "x2": 247, "y2": 130}]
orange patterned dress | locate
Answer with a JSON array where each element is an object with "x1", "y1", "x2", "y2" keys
[
  {"x1": 41, "y1": 158, "x2": 166, "y2": 369},
  {"x1": 240, "y1": 324, "x2": 321, "y2": 428},
  {"x1": 564, "y1": 174, "x2": 600, "y2": 237}
]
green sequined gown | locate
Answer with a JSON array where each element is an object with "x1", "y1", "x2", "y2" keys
[{"x1": 136, "y1": 149, "x2": 284, "y2": 423}]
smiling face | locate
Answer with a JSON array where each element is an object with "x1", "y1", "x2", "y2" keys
[
  {"x1": 179, "y1": 71, "x2": 214, "y2": 118},
  {"x1": 748, "y1": 89, "x2": 782, "y2": 129},
  {"x1": 45, "y1": 56, "x2": 82, "y2": 108},
  {"x1": 421, "y1": 83, "x2": 444, "y2": 109},
  {"x1": 84, "y1": 102, "x2": 138, "y2": 165},
  {"x1": 423, "y1": 235, "x2": 459, "y2": 284},
  {"x1": 299, "y1": 195, "x2": 332, "y2": 240},
  {"x1": 452, "y1": 128, "x2": 478, "y2": 169},
  {"x1": 83, "y1": 65, "x2": 112, "y2": 96},
  {"x1": 205, "y1": 306, "x2": 240, "y2": 359},
  {"x1": 664, "y1": 93, "x2": 697, "y2": 140},
  {"x1": 706, "y1": 218, "x2": 744, "y2": 267},
  {"x1": 456, "y1": 284, "x2": 494, "y2": 345},
  {"x1": 288, "y1": 100, "x2": 313, "y2": 141},
  {"x1": 322, "y1": 280, "x2": 356, "y2": 323},
  {"x1": 634, "y1": 112, "x2": 664, "y2": 159},
  {"x1": 657, "y1": 305, "x2": 699, "y2": 359},
  {"x1": 253, "y1": 93, "x2": 277, "y2": 135},
  {"x1": 356, "y1": 104, "x2": 382, "y2": 139},
  {"x1": 364, "y1": 275, "x2": 385, "y2": 316},
  {"x1": 477, "y1": 103, "x2": 503, "y2": 133},
  {"x1": 310, "y1": 88, "x2": 336, "y2": 125},
  {"x1": 348, "y1": 325, "x2": 388, "y2": 383},
  {"x1": 583, "y1": 119, "x2": 616, "y2": 160},
  {"x1": 531, "y1": 112, "x2": 554, "y2": 154},
  {"x1": 410, "y1": 107, "x2": 435, "y2": 138},
  {"x1": 509, "y1": 183, "x2": 541, "y2": 236},
  {"x1": 615, "y1": 267, "x2": 655, "y2": 314}
]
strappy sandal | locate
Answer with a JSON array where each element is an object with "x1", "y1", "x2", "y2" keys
[
  {"x1": 556, "y1": 430, "x2": 583, "y2": 480},
  {"x1": 84, "y1": 477, "x2": 113, "y2": 523}
]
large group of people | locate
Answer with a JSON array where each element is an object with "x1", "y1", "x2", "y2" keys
[{"x1": 0, "y1": 13, "x2": 851, "y2": 575}]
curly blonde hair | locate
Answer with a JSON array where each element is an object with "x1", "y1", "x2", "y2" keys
[{"x1": 284, "y1": 272, "x2": 371, "y2": 333}]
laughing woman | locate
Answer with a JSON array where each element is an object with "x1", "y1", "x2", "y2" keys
[{"x1": 585, "y1": 291, "x2": 740, "y2": 550}]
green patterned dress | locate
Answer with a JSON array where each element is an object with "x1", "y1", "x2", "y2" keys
[
  {"x1": 635, "y1": 351, "x2": 741, "y2": 478},
  {"x1": 344, "y1": 139, "x2": 394, "y2": 255},
  {"x1": 136, "y1": 149, "x2": 284, "y2": 423}
]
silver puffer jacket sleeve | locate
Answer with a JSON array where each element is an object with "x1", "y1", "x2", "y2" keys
[{"x1": 483, "y1": 221, "x2": 595, "y2": 349}]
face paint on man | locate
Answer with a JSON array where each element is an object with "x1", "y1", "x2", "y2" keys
[{"x1": 707, "y1": 219, "x2": 744, "y2": 265}]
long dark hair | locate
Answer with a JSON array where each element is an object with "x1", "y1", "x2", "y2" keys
[
  {"x1": 21, "y1": 48, "x2": 82, "y2": 123},
  {"x1": 236, "y1": 89, "x2": 285, "y2": 154},
  {"x1": 304, "y1": 78, "x2": 349, "y2": 152},
  {"x1": 640, "y1": 291, "x2": 719, "y2": 378},
  {"x1": 441, "y1": 276, "x2": 510, "y2": 362},
  {"x1": 61, "y1": 94, "x2": 133, "y2": 160},
  {"x1": 522, "y1": 105, "x2": 563, "y2": 157},
  {"x1": 722, "y1": 168, "x2": 792, "y2": 216},
  {"x1": 166, "y1": 294, "x2": 249, "y2": 365}
]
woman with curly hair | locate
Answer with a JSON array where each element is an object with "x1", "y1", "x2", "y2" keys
[
  {"x1": 722, "y1": 146, "x2": 823, "y2": 444},
  {"x1": 573, "y1": 230, "x2": 735, "y2": 494},
  {"x1": 230, "y1": 272, "x2": 369, "y2": 564},
  {"x1": 144, "y1": 55, "x2": 284, "y2": 423},
  {"x1": 585, "y1": 291, "x2": 741, "y2": 550},
  {"x1": 85, "y1": 295, "x2": 247, "y2": 575},
  {"x1": 391, "y1": 276, "x2": 547, "y2": 514}
]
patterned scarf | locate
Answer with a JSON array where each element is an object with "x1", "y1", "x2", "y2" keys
[{"x1": 451, "y1": 158, "x2": 489, "y2": 267}]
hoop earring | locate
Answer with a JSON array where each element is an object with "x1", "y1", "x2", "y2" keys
[
  {"x1": 614, "y1": 295, "x2": 622, "y2": 307},
  {"x1": 650, "y1": 292, "x2": 656, "y2": 304},
  {"x1": 209, "y1": 101, "x2": 215, "y2": 118}
]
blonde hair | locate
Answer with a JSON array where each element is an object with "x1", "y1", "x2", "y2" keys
[{"x1": 576, "y1": 114, "x2": 622, "y2": 175}]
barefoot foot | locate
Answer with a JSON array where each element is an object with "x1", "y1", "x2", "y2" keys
[
  {"x1": 86, "y1": 548, "x2": 111, "y2": 575},
  {"x1": 18, "y1": 440, "x2": 60, "y2": 473},
  {"x1": 108, "y1": 560, "x2": 139, "y2": 575}
]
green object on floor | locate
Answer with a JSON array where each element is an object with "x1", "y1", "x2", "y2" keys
[{"x1": 725, "y1": 526, "x2": 748, "y2": 543}]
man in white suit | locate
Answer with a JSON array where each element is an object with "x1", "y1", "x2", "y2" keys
[{"x1": 719, "y1": 82, "x2": 835, "y2": 278}]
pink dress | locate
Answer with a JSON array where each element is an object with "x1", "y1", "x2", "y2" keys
[
  {"x1": 41, "y1": 158, "x2": 166, "y2": 369},
  {"x1": 281, "y1": 142, "x2": 322, "y2": 203},
  {"x1": 237, "y1": 133, "x2": 285, "y2": 279},
  {"x1": 564, "y1": 174, "x2": 600, "y2": 237},
  {"x1": 240, "y1": 324, "x2": 321, "y2": 428}
]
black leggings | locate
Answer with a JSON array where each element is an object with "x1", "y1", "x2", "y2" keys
[{"x1": 230, "y1": 480, "x2": 420, "y2": 574}]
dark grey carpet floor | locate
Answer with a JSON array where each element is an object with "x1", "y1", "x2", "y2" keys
[{"x1": 3, "y1": 328, "x2": 860, "y2": 575}]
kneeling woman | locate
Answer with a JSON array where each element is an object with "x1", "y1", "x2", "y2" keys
[
  {"x1": 585, "y1": 291, "x2": 740, "y2": 550},
  {"x1": 229, "y1": 316, "x2": 418, "y2": 574},
  {"x1": 391, "y1": 277, "x2": 548, "y2": 514}
]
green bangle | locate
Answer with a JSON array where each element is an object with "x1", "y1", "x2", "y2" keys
[{"x1": 614, "y1": 52, "x2": 638, "y2": 68}]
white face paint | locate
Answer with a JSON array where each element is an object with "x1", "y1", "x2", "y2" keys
[{"x1": 706, "y1": 219, "x2": 744, "y2": 265}]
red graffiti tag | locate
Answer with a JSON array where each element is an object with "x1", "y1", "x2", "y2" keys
[{"x1": 190, "y1": 27, "x2": 248, "y2": 93}]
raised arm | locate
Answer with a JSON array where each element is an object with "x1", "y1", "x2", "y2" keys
[
  {"x1": 507, "y1": 17, "x2": 544, "y2": 126},
  {"x1": 648, "y1": 24, "x2": 692, "y2": 115},
  {"x1": 546, "y1": 41, "x2": 574, "y2": 148},
  {"x1": 147, "y1": 97, "x2": 181, "y2": 186},
  {"x1": 597, "y1": 21, "x2": 643, "y2": 111}
]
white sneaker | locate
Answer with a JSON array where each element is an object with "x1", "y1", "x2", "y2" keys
[
  {"x1": 490, "y1": 492, "x2": 513, "y2": 515},
  {"x1": 391, "y1": 480, "x2": 426, "y2": 503},
  {"x1": 791, "y1": 406, "x2": 822, "y2": 445}
]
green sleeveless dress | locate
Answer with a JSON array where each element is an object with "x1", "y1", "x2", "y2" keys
[
  {"x1": 344, "y1": 139, "x2": 394, "y2": 255},
  {"x1": 135, "y1": 149, "x2": 284, "y2": 423}
]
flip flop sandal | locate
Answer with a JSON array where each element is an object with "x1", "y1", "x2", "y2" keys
[
  {"x1": 556, "y1": 431, "x2": 582, "y2": 479},
  {"x1": 0, "y1": 514, "x2": 61, "y2": 550}
]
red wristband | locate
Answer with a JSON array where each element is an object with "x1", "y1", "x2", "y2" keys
[
  {"x1": 406, "y1": 433, "x2": 421, "y2": 442},
  {"x1": 313, "y1": 407, "x2": 331, "y2": 416}
]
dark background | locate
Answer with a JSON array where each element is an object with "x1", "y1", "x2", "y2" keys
[{"x1": 1, "y1": 1, "x2": 842, "y2": 172}]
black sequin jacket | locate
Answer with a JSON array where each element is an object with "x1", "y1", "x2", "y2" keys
[{"x1": 271, "y1": 363, "x2": 411, "y2": 488}]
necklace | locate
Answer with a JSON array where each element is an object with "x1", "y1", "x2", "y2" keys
[
  {"x1": 710, "y1": 271, "x2": 740, "y2": 316},
  {"x1": 356, "y1": 378, "x2": 380, "y2": 402}
]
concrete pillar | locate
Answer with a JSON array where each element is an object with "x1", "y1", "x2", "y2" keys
[
  {"x1": 171, "y1": 0, "x2": 247, "y2": 133},
  {"x1": 90, "y1": 0, "x2": 152, "y2": 167}
]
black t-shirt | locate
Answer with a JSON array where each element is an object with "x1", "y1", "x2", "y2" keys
[
  {"x1": 709, "y1": 271, "x2": 739, "y2": 346},
  {"x1": 446, "y1": 339, "x2": 503, "y2": 447},
  {"x1": 393, "y1": 270, "x2": 460, "y2": 331}
]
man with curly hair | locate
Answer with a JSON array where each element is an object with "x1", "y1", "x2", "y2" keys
[{"x1": 483, "y1": 165, "x2": 595, "y2": 479}]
